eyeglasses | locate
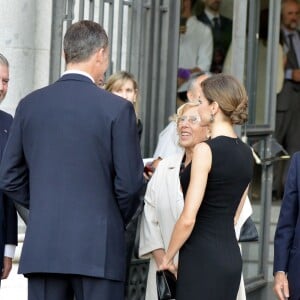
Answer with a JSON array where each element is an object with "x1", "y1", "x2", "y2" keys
[{"x1": 177, "y1": 115, "x2": 201, "y2": 125}]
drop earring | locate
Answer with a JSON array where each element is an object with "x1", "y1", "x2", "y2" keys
[
  {"x1": 206, "y1": 129, "x2": 211, "y2": 140},
  {"x1": 210, "y1": 113, "x2": 214, "y2": 123}
]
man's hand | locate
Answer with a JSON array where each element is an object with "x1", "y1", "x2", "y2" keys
[
  {"x1": 292, "y1": 69, "x2": 300, "y2": 82},
  {"x1": 143, "y1": 158, "x2": 162, "y2": 181},
  {"x1": 1, "y1": 256, "x2": 13, "y2": 279},
  {"x1": 273, "y1": 271, "x2": 289, "y2": 300}
]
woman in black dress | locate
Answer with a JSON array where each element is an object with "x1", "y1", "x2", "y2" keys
[{"x1": 160, "y1": 74, "x2": 253, "y2": 300}]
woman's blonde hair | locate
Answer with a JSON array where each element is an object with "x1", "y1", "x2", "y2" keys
[
  {"x1": 105, "y1": 71, "x2": 140, "y2": 116},
  {"x1": 176, "y1": 102, "x2": 200, "y2": 123},
  {"x1": 200, "y1": 74, "x2": 248, "y2": 125}
]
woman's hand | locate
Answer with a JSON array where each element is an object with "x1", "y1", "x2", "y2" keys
[
  {"x1": 159, "y1": 255, "x2": 177, "y2": 278},
  {"x1": 152, "y1": 249, "x2": 166, "y2": 268}
]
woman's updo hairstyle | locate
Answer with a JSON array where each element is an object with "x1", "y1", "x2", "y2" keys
[{"x1": 200, "y1": 74, "x2": 248, "y2": 125}]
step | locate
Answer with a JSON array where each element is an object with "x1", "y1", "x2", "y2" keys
[{"x1": 242, "y1": 201, "x2": 281, "y2": 282}]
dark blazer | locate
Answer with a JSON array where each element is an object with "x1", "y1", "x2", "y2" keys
[
  {"x1": 197, "y1": 12, "x2": 232, "y2": 72},
  {"x1": 274, "y1": 152, "x2": 300, "y2": 299},
  {"x1": 0, "y1": 74, "x2": 144, "y2": 281},
  {"x1": 0, "y1": 110, "x2": 17, "y2": 271}
]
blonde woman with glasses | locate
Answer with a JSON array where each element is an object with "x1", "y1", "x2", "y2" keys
[{"x1": 139, "y1": 102, "x2": 208, "y2": 300}]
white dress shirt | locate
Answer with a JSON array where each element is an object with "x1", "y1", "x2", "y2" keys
[
  {"x1": 4, "y1": 244, "x2": 16, "y2": 258},
  {"x1": 62, "y1": 70, "x2": 95, "y2": 82},
  {"x1": 204, "y1": 9, "x2": 220, "y2": 27},
  {"x1": 178, "y1": 16, "x2": 213, "y2": 72}
]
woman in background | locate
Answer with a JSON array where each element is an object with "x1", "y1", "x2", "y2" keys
[
  {"x1": 105, "y1": 71, "x2": 144, "y2": 298},
  {"x1": 105, "y1": 71, "x2": 143, "y2": 139}
]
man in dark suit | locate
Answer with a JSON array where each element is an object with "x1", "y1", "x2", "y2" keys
[
  {"x1": 197, "y1": 0, "x2": 232, "y2": 73},
  {"x1": 274, "y1": 151, "x2": 300, "y2": 300},
  {"x1": 274, "y1": 0, "x2": 300, "y2": 199},
  {"x1": 0, "y1": 21, "x2": 144, "y2": 300},
  {"x1": 0, "y1": 53, "x2": 17, "y2": 285}
]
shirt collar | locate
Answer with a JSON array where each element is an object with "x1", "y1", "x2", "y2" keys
[
  {"x1": 62, "y1": 70, "x2": 95, "y2": 83},
  {"x1": 204, "y1": 9, "x2": 220, "y2": 23}
]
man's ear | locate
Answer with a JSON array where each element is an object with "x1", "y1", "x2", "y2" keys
[
  {"x1": 187, "y1": 90, "x2": 193, "y2": 101},
  {"x1": 95, "y1": 47, "x2": 107, "y2": 63},
  {"x1": 96, "y1": 48, "x2": 104, "y2": 62}
]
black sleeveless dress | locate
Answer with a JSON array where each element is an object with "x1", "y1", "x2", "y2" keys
[{"x1": 177, "y1": 136, "x2": 253, "y2": 300}]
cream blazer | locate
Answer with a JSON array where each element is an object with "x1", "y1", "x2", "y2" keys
[{"x1": 139, "y1": 153, "x2": 252, "y2": 300}]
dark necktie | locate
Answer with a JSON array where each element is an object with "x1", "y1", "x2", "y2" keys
[
  {"x1": 211, "y1": 17, "x2": 223, "y2": 73},
  {"x1": 288, "y1": 33, "x2": 299, "y2": 67},
  {"x1": 212, "y1": 17, "x2": 220, "y2": 30},
  {"x1": 212, "y1": 17, "x2": 221, "y2": 41}
]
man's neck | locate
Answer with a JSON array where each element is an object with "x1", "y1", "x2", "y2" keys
[
  {"x1": 63, "y1": 68, "x2": 95, "y2": 83},
  {"x1": 205, "y1": 7, "x2": 220, "y2": 18},
  {"x1": 65, "y1": 62, "x2": 96, "y2": 82},
  {"x1": 282, "y1": 25, "x2": 297, "y2": 34},
  {"x1": 181, "y1": 10, "x2": 192, "y2": 19},
  {"x1": 66, "y1": 62, "x2": 90, "y2": 73}
]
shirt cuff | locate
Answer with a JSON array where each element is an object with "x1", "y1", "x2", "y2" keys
[
  {"x1": 276, "y1": 271, "x2": 286, "y2": 275},
  {"x1": 285, "y1": 69, "x2": 293, "y2": 80},
  {"x1": 4, "y1": 244, "x2": 16, "y2": 258}
]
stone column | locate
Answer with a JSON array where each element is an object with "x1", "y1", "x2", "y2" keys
[{"x1": 0, "y1": 0, "x2": 52, "y2": 115}]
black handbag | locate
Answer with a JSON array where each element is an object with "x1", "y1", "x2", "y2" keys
[
  {"x1": 156, "y1": 270, "x2": 176, "y2": 300},
  {"x1": 238, "y1": 216, "x2": 259, "y2": 242}
]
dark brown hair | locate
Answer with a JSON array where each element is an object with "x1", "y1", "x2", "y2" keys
[
  {"x1": 64, "y1": 20, "x2": 108, "y2": 64},
  {"x1": 201, "y1": 74, "x2": 248, "y2": 125}
]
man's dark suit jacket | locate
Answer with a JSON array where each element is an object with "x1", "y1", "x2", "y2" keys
[
  {"x1": 197, "y1": 12, "x2": 232, "y2": 73},
  {"x1": 0, "y1": 74, "x2": 144, "y2": 282},
  {"x1": 0, "y1": 110, "x2": 17, "y2": 272},
  {"x1": 274, "y1": 152, "x2": 300, "y2": 299}
]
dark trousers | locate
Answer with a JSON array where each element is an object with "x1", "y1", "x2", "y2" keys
[{"x1": 27, "y1": 273, "x2": 124, "y2": 300}]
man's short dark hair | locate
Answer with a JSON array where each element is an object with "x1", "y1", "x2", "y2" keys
[{"x1": 63, "y1": 20, "x2": 108, "y2": 64}]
